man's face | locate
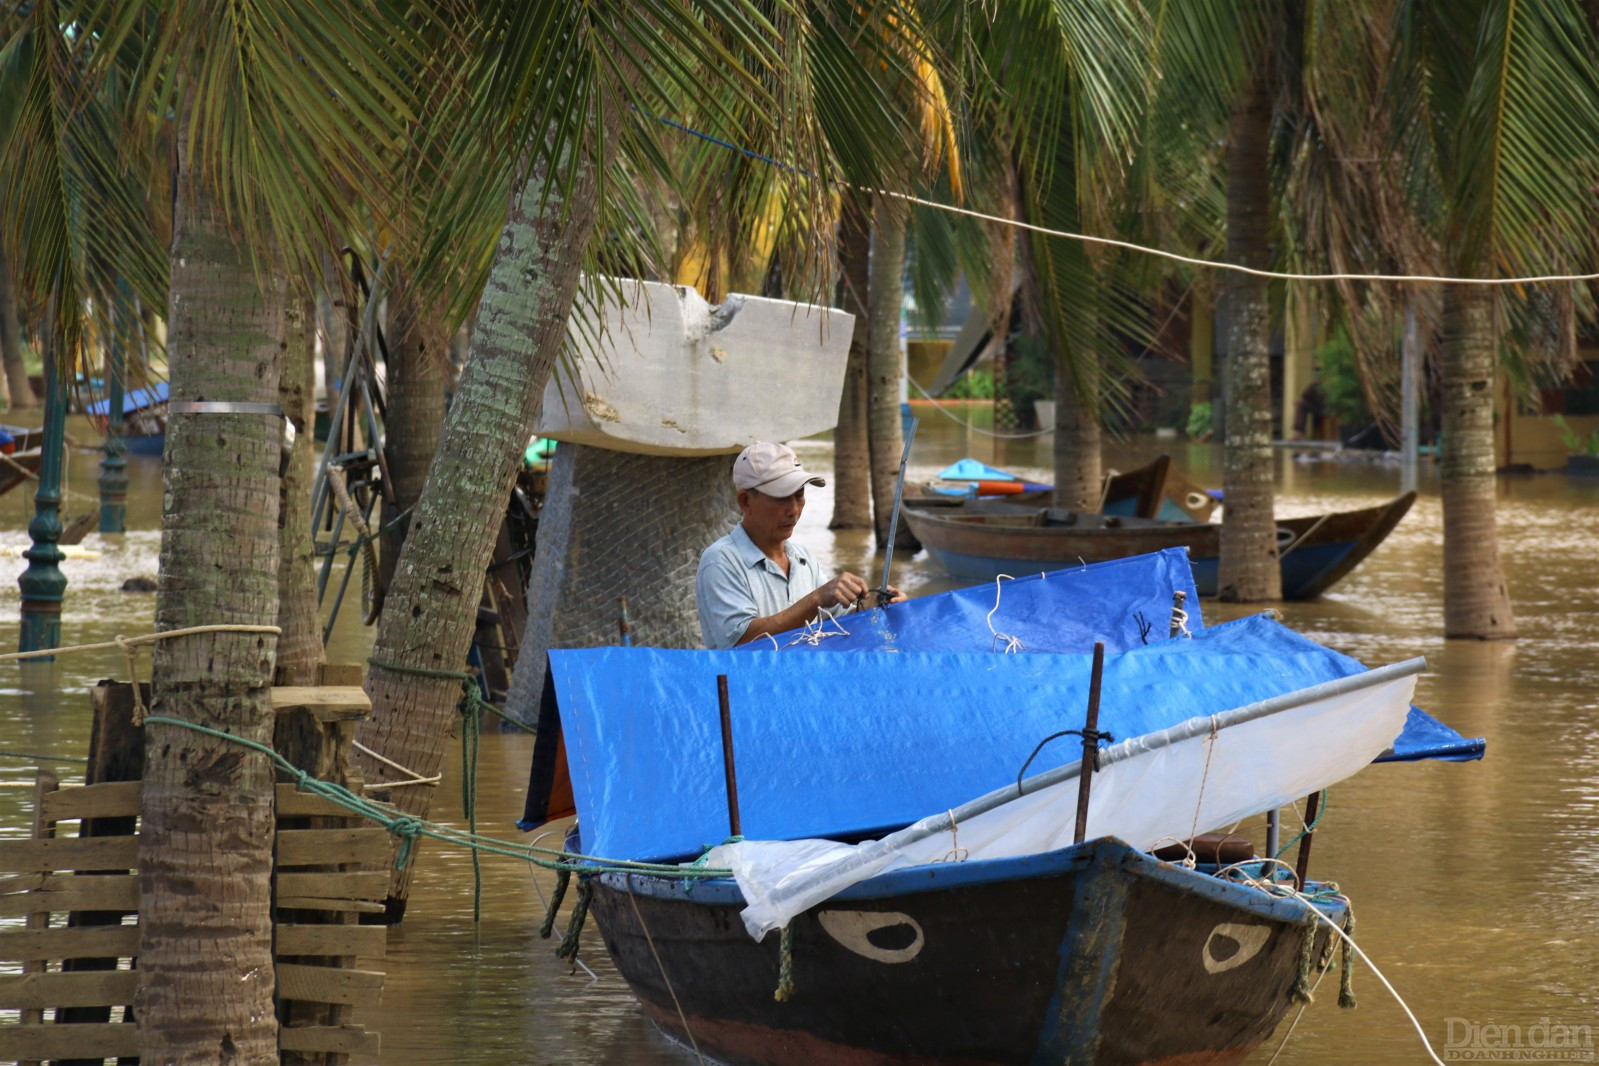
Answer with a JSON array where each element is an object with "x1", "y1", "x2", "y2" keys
[{"x1": 739, "y1": 487, "x2": 806, "y2": 545}]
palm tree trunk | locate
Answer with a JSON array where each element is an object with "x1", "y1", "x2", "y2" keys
[
  {"x1": 276, "y1": 296, "x2": 322, "y2": 684},
  {"x1": 1052, "y1": 334, "x2": 1101, "y2": 512},
  {"x1": 830, "y1": 194, "x2": 872, "y2": 529},
  {"x1": 136, "y1": 133, "x2": 283, "y2": 1061},
  {"x1": 356, "y1": 154, "x2": 603, "y2": 919},
  {"x1": 867, "y1": 199, "x2": 907, "y2": 548},
  {"x1": 0, "y1": 245, "x2": 34, "y2": 409},
  {"x1": 1217, "y1": 67, "x2": 1282, "y2": 602},
  {"x1": 381, "y1": 273, "x2": 450, "y2": 591},
  {"x1": 1440, "y1": 283, "x2": 1515, "y2": 638}
]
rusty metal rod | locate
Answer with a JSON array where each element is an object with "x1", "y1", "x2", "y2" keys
[
  {"x1": 1073, "y1": 642, "x2": 1107, "y2": 845},
  {"x1": 1294, "y1": 791, "x2": 1322, "y2": 890},
  {"x1": 717, "y1": 674, "x2": 741, "y2": 837}
]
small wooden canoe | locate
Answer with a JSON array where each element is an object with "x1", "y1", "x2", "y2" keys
[
  {"x1": 1101, "y1": 454, "x2": 1219, "y2": 523},
  {"x1": 0, "y1": 449, "x2": 42, "y2": 497},
  {"x1": 904, "y1": 491, "x2": 1416, "y2": 599}
]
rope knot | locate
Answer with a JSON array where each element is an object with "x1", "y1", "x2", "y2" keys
[{"x1": 388, "y1": 816, "x2": 428, "y2": 870}]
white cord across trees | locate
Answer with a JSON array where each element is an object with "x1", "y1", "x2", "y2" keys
[{"x1": 863, "y1": 185, "x2": 1599, "y2": 287}]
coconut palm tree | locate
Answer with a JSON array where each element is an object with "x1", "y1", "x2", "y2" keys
[{"x1": 1387, "y1": 0, "x2": 1599, "y2": 638}]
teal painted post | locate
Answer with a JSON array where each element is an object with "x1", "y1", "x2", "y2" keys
[
  {"x1": 99, "y1": 282, "x2": 129, "y2": 532},
  {"x1": 18, "y1": 344, "x2": 67, "y2": 655}
]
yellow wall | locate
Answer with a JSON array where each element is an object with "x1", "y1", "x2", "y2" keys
[{"x1": 1502, "y1": 408, "x2": 1599, "y2": 470}]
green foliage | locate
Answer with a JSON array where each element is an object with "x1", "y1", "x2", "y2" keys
[
  {"x1": 1552, "y1": 414, "x2": 1599, "y2": 456},
  {"x1": 1186, "y1": 401, "x2": 1213, "y2": 439},
  {"x1": 1002, "y1": 333, "x2": 1055, "y2": 410},
  {"x1": 943, "y1": 367, "x2": 995, "y2": 400},
  {"x1": 1313, "y1": 327, "x2": 1374, "y2": 428}
]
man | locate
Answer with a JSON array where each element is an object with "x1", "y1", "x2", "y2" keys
[{"x1": 697, "y1": 441, "x2": 903, "y2": 649}]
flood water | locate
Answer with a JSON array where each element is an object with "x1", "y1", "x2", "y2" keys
[{"x1": 2, "y1": 406, "x2": 1597, "y2": 1064}]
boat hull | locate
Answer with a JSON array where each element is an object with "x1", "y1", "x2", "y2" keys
[
  {"x1": 904, "y1": 493, "x2": 1414, "y2": 600},
  {"x1": 582, "y1": 838, "x2": 1340, "y2": 1066}
]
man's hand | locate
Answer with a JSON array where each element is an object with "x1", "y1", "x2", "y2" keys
[{"x1": 813, "y1": 571, "x2": 871, "y2": 610}]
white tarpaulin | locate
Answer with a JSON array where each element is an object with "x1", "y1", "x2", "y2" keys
[{"x1": 707, "y1": 663, "x2": 1420, "y2": 940}]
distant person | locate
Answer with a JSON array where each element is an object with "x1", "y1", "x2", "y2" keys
[
  {"x1": 696, "y1": 441, "x2": 904, "y2": 649},
  {"x1": 1292, "y1": 379, "x2": 1327, "y2": 440}
]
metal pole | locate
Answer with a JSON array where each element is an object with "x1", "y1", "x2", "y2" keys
[
  {"x1": 1072, "y1": 642, "x2": 1106, "y2": 845},
  {"x1": 1265, "y1": 809, "x2": 1280, "y2": 861},
  {"x1": 717, "y1": 674, "x2": 741, "y2": 838},
  {"x1": 19, "y1": 331, "x2": 68, "y2": 655},
  {"x1": 1401, "y1": 298, "x2": 1419, "y2": 495},
  {"x1": 98, "y1": 280, "x2": 130, "y2": 533},
  {"x1": 1294, "y1": 790, "x2": 1322, "y2": 889},
  {"x1": 876, "y1": 416, "x2": 919, "y2": 605},
  {"x1": 1168, "y1": 590, "x2": 1188, "y2": 638},
  {"x1": 618, "y1": 596, "x2": 631, "y2": 648}
]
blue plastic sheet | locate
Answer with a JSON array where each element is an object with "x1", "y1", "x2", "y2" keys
[
  {"x1": 756, "y1": 548, "x2": 1483, "y2": 765},
  {"x1": 551, "y1": 615, "x2": 1424, "y2": 864},
  {"x1": 758, "y1": 549, "x2": 1201, "y2": 655},
  {"x1": 84, "y1": 382, "x2": 168, "y2": 417}
]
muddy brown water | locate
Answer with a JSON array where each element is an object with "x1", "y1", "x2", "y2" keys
[{"x1": 2, "y1": 410, "x2": 1596, "y2": 1064}]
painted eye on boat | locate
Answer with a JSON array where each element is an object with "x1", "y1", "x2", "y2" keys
[{"x1": 818, "y1": 910, "x2": 925, "y2": 964}]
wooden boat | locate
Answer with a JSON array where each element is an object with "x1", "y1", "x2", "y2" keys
[
  {"x1": 903, "y1": 492, "x2": 1416, "y2": 599},
  {"x1": 0, "y1": 448, "x2": 42, "y2": 497},
  {"x1": 526, "y1": 554, "x2": 1475, "y2": 1065},
  {"x1": 0, "y1": 425, "x2": 46, "y2": 453},
  {"x1": 578, "y1": 831, "x2": 1344, "y2": 1066},
  {"x1": 1101, "y1": 453, "x2": 1219, "y2": 523}
]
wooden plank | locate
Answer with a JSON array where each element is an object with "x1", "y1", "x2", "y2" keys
[
  {"x1": 40, "y1": 780, "x2": 142, "y2": 823},
  {"x1": 276, "y1": 923, "x2": 386, "y2": 958},
  {"x1": 0, "y1": 968, "x2": 137, "y2": 1009},
  {"x1": 276, "y1": 896, "x2": 387, "y2": 915},
  {"x1": 279, "y1": 1023, "x2": 380, "y2": 1057},
  {"x1": 277, "y1": 827, "x2": 390, "y2": 867},
  {"x1": 22, "y1": 770, "x2": 58, "y2": 1062},
  {"x1": 0, "y1": 1021, "x2": 139, "y2": 1060},
  {"x1": 0, "y1": 835, "x2": 138, "y2": 872},
  {"x1": 0, "y1": 924, "x2": 141, "y2": 961},
  {"x1": 276, "y1": 962, "x2": 385, "y2": 1007},
  {"x1": 275, "y1": 784, "x2": 360, "y2": 819},
  {"x1": 316, "y1": 663, "x2": 366, "y2": 687},
  {"x1": 276, "y1": 869, "x2": 387, "y2": 903},
  {"x1": 272, "y1": 685, "x2": 371, "y2": 722},
  {"x1": 0, "y1": 873, "x2": 139, "y2": 917}
]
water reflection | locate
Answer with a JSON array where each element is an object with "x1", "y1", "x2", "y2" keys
[{"x1": 2, "y1": 412, "x2": 1597, "y2": 1063}]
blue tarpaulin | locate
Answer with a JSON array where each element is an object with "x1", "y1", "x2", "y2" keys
[
  {"x1": 84, "y1": 382, "x2": 168, "y2": 417},
  {"x1": 549, "y1": 614, "x2": 1438, "y2": 864},
  {"x1": 752, "y1": 548, "x2": 1482, "y2": 765}
]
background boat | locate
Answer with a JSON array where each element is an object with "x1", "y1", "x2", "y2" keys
[{"x1": 903, "y1": 492, "x2": 1416, "y2": 599}]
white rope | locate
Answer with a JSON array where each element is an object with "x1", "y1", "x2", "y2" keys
[
  {"x1": 352, "y1": 739, "x2": 441, "y2": 790},
  {"x1": 1186, "y1": 717, "x2": 1220, "y2": 845},
  {"x1": 907, "y1": 376, "x2": 1052, "y2": 439},
  {"x1": 862, "y1": 184, "x2": 1599, "y2": 288},
  {"x1": 783, "y1": 606, "x2": 851, "y2": 648},
  {"x1": 985, "y1": 574, "x2": 1025, "y2": 652},
  {"x1": 1215, "y1": 859, "x2": 1446, "y2": 1066}
]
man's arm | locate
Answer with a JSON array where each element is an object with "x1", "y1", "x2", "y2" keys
[{"x1": 734, "y1": 572, "x2": 872, "y2": 645}]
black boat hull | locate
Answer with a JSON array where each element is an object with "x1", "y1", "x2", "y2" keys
[{"x1": 580, "y1": 838, "x2": 1342, "y2": 1066}]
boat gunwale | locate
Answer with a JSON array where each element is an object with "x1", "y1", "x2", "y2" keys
[{"x1": 588, "y1": 837, "x2": 1343, "y2": 928}]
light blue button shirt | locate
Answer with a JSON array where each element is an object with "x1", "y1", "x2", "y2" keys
[{"x1": 696, "y1": 523, "x2": 824, "y2": 649}]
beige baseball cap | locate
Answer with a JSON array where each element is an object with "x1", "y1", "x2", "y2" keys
[{"x1": 733, "y1": 441, "x2": 826, "y2": 497}]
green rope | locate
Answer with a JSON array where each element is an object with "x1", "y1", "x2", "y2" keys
[
  {"x1": 368, "y1": 658, "x2": 497, "y2": 919},
  {"x1": 1338, "y1": 910, "x2": 1358, "y2": 1009},
  {"x1": 556, "y1": 878, "x2": 593, "y2": 962},
  {"x1": 137, "y1": 716, "x2": 733, "y2": 883},
  {"x1": 540, "y1": 868, "x2": 571, "y2": 939},
  {"x1": 774, "y1": 921, "x2": 796, "y2": 1002},
  {"x1": 1275, "y1": 790, "x2": 1330, "y2": 859},
  {"x1": 1288, "y1": 918, "x2": 1318, "y2": 1004}
]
